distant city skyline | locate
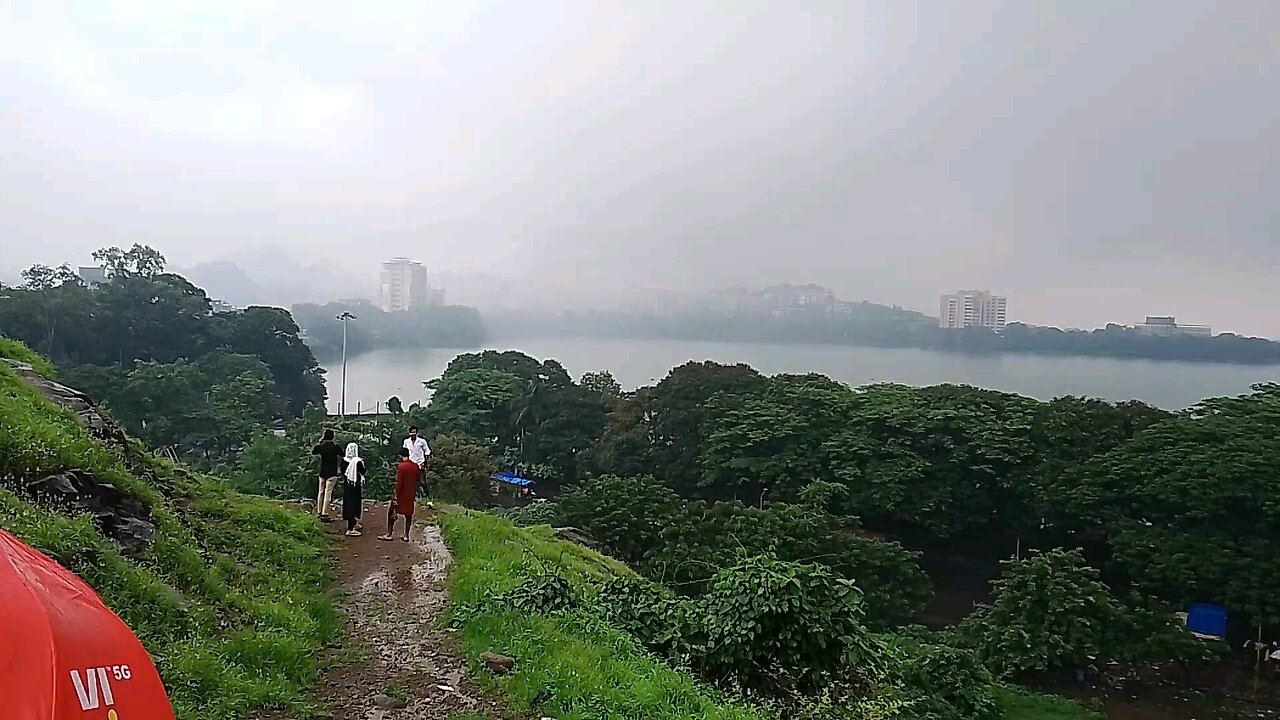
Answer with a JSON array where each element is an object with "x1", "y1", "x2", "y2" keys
[{"x1": 3, "y1": 249, "x2": 1262, "y2": 338}]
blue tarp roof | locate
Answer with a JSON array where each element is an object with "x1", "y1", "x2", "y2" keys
[{"x1": 493, "y1": 471, "x2": 534, "y2": 487}]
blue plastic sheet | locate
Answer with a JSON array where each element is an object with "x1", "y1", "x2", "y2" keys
[
  {"x1": 492, "y1": 471, "x2": 533, "y2": 487},
  {"x1": 1186, "y1": 603, "x2": 1228, "y2": 639}
]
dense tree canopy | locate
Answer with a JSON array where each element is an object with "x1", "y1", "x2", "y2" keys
[
  {"x1": 62, "y1": 351, "x2": 287, "y2": 459},
  {"x1": 574, "y1": 358, "x2": 1277, "y2": 630},
  {"x1": 422, "y1": 351, "x2": 611, "y2": 486},
  {"x1": 0, "y1": 246, "x2": 326, "y2": 415}
]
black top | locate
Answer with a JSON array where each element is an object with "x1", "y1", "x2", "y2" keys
[
  {"x1": 312, "y1": 440, "x2": 343, "y2": 478},
  {"x1": 339, "y1": 459, "x2": 366, "y2": 484}
]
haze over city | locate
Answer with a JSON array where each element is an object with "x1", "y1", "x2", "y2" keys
[{"x1": 2, "y1": 1, "x2": 1277, "y2": 335}]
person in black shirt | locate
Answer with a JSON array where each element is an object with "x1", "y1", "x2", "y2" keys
[{"x1": 311, "y1": 429, "x2": 343, "y2": 520}]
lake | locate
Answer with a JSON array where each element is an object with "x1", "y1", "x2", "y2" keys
[{"x1": 318, "y1": 336, "x2": 1280, "y2": 413}]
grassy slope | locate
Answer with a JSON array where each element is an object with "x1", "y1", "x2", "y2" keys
[
  {"x1": 442, "y1": 511, "x2": 1100, "y2": 720},
  {"x1": 0, "y1": 345, "x2": 336, "y2": 720},
  {"x1": 441, "y1": 511, "x2": 767, "y2": 720}
]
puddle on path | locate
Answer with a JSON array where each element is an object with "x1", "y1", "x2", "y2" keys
[{"x1": 341, "y1": 525, "x2": 490, "y2": 718}]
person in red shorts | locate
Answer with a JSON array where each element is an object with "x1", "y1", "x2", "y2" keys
[{"x1": 380, "y1": 447, "x2": 420, "y2": 542}]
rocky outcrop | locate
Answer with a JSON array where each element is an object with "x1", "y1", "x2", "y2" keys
[
  {"x1": 3, "y1": 360, "x2": 124, "y2": 443},
  {"x1": 4, "y1": 360, "x2": 157, "y2": 557},
  {"x1": 553, "y1": 526, "x2": 598, "y2": 549},
  {"x1": 25, "y1": 469, "x2": 156, "y2": 557}
]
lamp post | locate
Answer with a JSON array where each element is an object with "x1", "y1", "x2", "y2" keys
[{"x1": 336, "y1": 312, "x2": 357, "y2": 415}]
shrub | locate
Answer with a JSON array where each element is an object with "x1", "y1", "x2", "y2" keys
[
  {"x1": 496, "y1": 500, "x2": 561, "y2": 527},
  {"x1": 495, "y1": 571, "x2": 580, "y2": 615},
  {"x1": 691, "y1": 555, "x2": 877, "y2": 693},
  {"x1": 883, "y1": 636, "x2": 1000, "y2": 720},
  {"x1": 590, "y1": 575, "x2": 696, "y2": 661},
  {"x1": 961, "y1": 548, "x2": 1126, "y2": 678}
]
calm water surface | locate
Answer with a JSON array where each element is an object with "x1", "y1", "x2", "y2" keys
[{"x1": 320, "y1": 336, "x2": 1280, "y2": 413}]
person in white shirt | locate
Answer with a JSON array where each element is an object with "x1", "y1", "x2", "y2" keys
[{"x1": 403, "y1": 425, "x2": 431, "y2": 495}]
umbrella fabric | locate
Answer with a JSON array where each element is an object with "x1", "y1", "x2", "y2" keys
[{"x1": 0, "y1": 529, "x2": 175, "y2": 720}]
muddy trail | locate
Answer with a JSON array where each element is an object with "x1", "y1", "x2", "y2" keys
[{"x1": 311, "y1": 503, "x2": 519, "y2": 720}]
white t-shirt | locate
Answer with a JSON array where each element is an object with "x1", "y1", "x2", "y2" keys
[{"x1": 403, "y1": 437, "x2": 431, "y2": 466}]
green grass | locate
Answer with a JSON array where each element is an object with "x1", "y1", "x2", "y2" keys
[
  {"x1": 996, "y1": 687, "x2": 1101, "y2": 720},
  {"x1": 0, "y1": 341, "x2": 337, "y2": 719},
  {"x1": 381, "y1": 683, "x2": 408, "y2": 701},
  {"x1": 440, "y1": 511, "x2": 768, "y2": 720},
  {"x1": 0, "y1": 335, "x2": 56, "y2": 378}
]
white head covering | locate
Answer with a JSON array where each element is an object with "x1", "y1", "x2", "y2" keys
[{"x1": 343, "y1": 443, "x2": 363, "y2": 484}]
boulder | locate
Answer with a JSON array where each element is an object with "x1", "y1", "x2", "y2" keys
[
  {"x1": 482, "y1": 651, "x2": 517, "y2": 675},
  {"x1": 25, "y1": 469, "x2": 156, "y2": 557},
  {"x1": 553, "y1": 526, "x2": 598, "y2": 549}
]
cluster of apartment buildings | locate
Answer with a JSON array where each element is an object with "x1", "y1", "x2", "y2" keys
[
  {"x1": 936, "y1": 290, "x2": 1214, "y2": 336},
  {"x1": 378, "y1": 257, "x2": 444, "y2": 312}
]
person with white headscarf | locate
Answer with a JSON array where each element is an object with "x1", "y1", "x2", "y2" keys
[{"x1": 339, "y1": 442, "x2": 366, "y2": 537}]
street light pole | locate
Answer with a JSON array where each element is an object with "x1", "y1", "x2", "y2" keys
[{"x1": 336, "y1": 312, "x2": 357, "y2": 416}]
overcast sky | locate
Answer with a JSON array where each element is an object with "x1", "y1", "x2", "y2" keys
[{"x1": 2, "y1": 1, "x2": 1277, "y2": 334}]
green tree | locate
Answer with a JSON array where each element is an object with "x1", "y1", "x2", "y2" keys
[
  {"x1": 211, "y1": 306, "x2": 326, "y2": 413},
  {"x1": 593, "y1": 361, "x2": 767, "y2": 494},
  {"x1": 93, "y1": 243, "x2": 167, "y2": 278},
  {"x1": 1056, "y1": 384, "x2": 1280, "y2": 626},
  {"x1": 428, "y1": 433, "x2": 498, "y2": 506},
  {"x1": 423, "y1": 367, "x2": 525, "y2": 443},
  {"x1": 20, "y1": 263, "x2": 81, "y2": 291},
  {"x1": 962, "y1": 549, "x2": 1126, "y2": 678},
  {"x1": 580, "y1": 370, "x2": 622, "y2": 401}
]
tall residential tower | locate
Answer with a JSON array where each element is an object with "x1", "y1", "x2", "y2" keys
[
  {"x1": 379, "y1": 258, "x2": 433, "y2": 312},
  {"x1": 939, "y1": 290, "x2": 1008, "y2": 329}
]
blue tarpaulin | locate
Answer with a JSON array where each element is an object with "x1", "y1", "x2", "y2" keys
[
  {"x1": 493, "y1": 471, "x2": 534, "y2": 488},
  {"x1": 1186, "y1": 603, "x2": 1228, "y2": 639}
]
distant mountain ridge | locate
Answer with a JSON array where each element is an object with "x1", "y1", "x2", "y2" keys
[{"x1": 176, "y1": 250, "x2": 378, "y2": 307}]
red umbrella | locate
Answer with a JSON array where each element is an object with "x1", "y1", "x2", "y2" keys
[{"x1": 0, "y1": 529, "x2": 176, "y2": 720}]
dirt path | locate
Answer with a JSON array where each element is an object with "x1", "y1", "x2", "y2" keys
[{"x1": 313, "y1": 503, "x2": 517, "y2": 720}]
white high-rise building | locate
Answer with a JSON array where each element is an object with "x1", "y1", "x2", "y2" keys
[
  {"x1": 379, "y1": 258, "x2": 433, "y2": 312},
  {"x1": 939, "y1": 290, "x2": 1008, "y2": 329}
]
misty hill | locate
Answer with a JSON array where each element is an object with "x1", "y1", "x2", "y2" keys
[
  {"x1": 486, "y1": 283, "x2": 1280, "y2": 365},
  {"x1": 177, "y1": 249, "x2": 378, "y2": 308},
  {"x1": 0, "y1": 339, "x2": 333, "y2": 717}
]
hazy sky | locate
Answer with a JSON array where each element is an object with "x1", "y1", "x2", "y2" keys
[{"x1": 2, "y1": 1, "x2": 1277, "y2": 334}]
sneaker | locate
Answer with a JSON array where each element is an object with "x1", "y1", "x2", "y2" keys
[
  {"x1": 378, "y1": 535, "x2": 395, "y2": 542},
  {"x1": 345, "y1": 530, "x2": 362, "y2": 537},
  {"x1": 401, "y1": 535, "x2": 410, "y2": 542}
]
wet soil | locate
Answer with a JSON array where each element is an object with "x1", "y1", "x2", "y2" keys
[{"x1": 311, "y1": 503, "x2": 520, "y2": 720}]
